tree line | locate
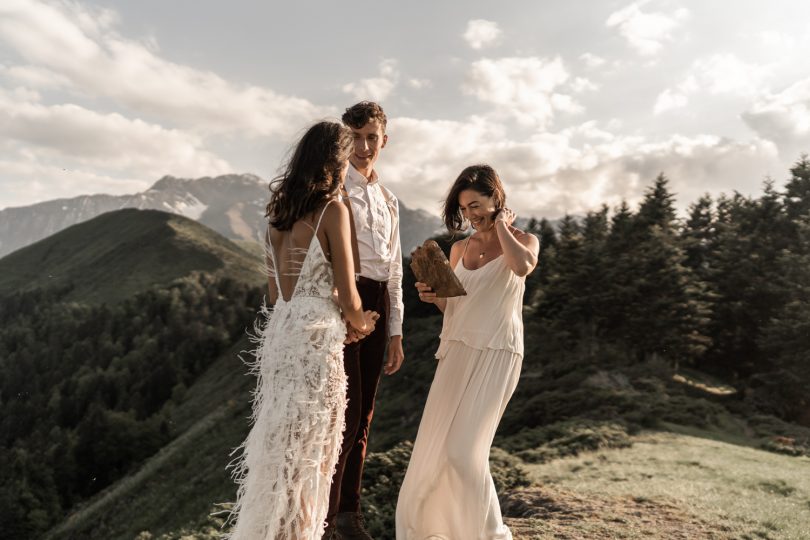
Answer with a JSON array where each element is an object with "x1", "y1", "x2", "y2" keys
[
  {"x1": 0, "y1": 275, "x2": 262, "y2": 539},
  {"x1": 521, "y1": 157, "x2": 810, "y2": 424}
]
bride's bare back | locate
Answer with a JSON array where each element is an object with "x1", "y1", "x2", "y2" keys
[
  {"x1": 268, "y1": 208, "x2": 332, "y2": 303},
  {"x1": 265, "y1": 199, "x2": 368, "y2": 332}
]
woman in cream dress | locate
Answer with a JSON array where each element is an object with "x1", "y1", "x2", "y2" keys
[{"x1": 396, "y1": 164, "x2": 539, "y2": 540}]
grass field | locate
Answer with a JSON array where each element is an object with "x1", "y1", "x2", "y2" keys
[
  {"x1": 78, "y1": 425, "x2": 810, "y2": 540},
  {"x1": 505, "y1": 429, "x2": 810, "y2": 539}
]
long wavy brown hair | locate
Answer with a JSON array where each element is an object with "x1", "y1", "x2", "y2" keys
[
  {"x1": 266, "y1": 121, "x2": 353, "y2": 231},
  {"x1": 442, "y1": 164, "x2": 506, "y2": 232}
]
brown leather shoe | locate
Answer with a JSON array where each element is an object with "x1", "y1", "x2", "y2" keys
[{"x1": 335, "y1": 512, "x2": 374, "y2": 540}]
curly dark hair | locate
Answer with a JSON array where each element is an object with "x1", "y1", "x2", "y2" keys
[
  {"x1": 342, "y1": 101, "x2": 387, "y2": 131},
  {"x1": 266, "y1": 121, "x2": 353, "y2": 231},
  {"x1": 442, "y1": 164, "x2": 506, "y2": 232}
]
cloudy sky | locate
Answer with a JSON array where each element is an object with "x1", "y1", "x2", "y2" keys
[{"x1": 2, "y1": 0, "x2": 809, "y2": 218}]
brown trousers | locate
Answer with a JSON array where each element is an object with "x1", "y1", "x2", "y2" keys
[{"x1": 326, "y1": 277, "x2": 389, "y2": 522}]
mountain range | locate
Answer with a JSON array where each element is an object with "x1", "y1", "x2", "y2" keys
[{"x1": 0, "y1": 174, "x2": 443, "y2": 259}]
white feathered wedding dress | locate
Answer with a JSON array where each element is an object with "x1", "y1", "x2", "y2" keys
[{"x1": 226, "y1": 203, "x2": 347, "y2": 539}]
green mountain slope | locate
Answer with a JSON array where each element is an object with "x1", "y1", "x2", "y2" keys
[
  {"x1": 42, "y1": 336, "x2": 255, "y2": 540},
  {"x1": 0, "y1": 209, "x2": 267, "y2": 540},
  {"x1": 0, "y1": 208, "x2": 264, "y2": 303},
  {"x1": 42, "y1": 313, "x2": 810, "y2": 540}
]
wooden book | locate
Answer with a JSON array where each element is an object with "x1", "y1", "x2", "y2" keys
[{"x1": 410, "y1": 240, "x2": 467, "y2": 298}]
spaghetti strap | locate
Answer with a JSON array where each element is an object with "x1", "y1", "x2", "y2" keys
[
  {"x1": 461, "y1": 236, "x2": 471, "y2": 258},
  {"x1": 313, "y1": 199, "x2": 334, "y2": 235}
]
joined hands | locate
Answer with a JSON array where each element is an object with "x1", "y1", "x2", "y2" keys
[{"x1": 343, "y1": 310, "x2": 379, "y2": 344}]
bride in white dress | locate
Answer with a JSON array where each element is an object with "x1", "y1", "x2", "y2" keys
[
  {"x1": 226, "y1": 121, "x2": 378, "y2": 540},
  {"x1": 396, "y1": 164, "x2": 539, "y2": 540}
]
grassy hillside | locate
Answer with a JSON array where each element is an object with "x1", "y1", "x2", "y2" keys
[
  {"x1": 508, "y1": 429, "x2": 810, "y2": 539},
  {"x1": 41, "y1": 312, "x2": 810, "y2": 539},
  {"x1": 0, "y1": 208, "x2": 263, "y2": 303},
  {"x1": 33, "y1": 244, "x2": 810, "y2": 540},
  {"x1": 0, "y1": 210, "x2": 269, "y2": 540},
  {"x1": 42, "y1": 337, "x2": 255, "y2": 540}
]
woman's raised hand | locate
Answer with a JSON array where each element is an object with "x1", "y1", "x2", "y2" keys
[
  {"x1": 415, "y1": 282, "x2": 438, "y2": 304},
  {"x1": 494, "y1": 207, "x2": 516, "y2": 228}
]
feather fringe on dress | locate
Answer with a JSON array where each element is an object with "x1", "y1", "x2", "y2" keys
[{"x1": 223, "y1": 228, "x2": 347, "y2": 539}]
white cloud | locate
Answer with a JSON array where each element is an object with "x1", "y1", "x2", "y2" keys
[
  {"x1": 743, "y1": 76, "x2": 810, "y2": 158},
  {"x1": 570, "y1": 77, "x2": 599, "y2": 93},
  {"x1": 463, "y1": 56, "x2": 579, "y2": 127},
  {"x1": 0, "y1": 0, "x2": 799, "y2": 219},
  {"x1": 606, "y1": 1, "x2": 689, "y2": 56},
  {"x1": 654, "y1": 88, "x2": 689, "y2": 115},
  {"x1": 1, "y1": 64, "x2": 69, "y2": 88},
  {"x1": 0, "y1": 156, "x2": 148, "y2": 209},
  {"x1": 0, "y1": 87, "x2": 230, "y2": 186},
  {"x1": 0, "y1": 0, "x2": 327, "y2": 137},
  {"x1": 381, "y1": 116, "x2": 778, "y2": 219},
  {"x1": 342, "y1": 59, "x2": 399, "y2": 102},
  {"x1": 408, "y1": 78, "x2": 432, "y2": 90},
  {"x1": 550, "y1": 93, "x2": 583, "y2": 114},
  {"x1": 654, "y1": 54, "x2": 775, "y2": 115},
  {"x1": 463, "y1": 19, "x2": 502, "y2": 50},
  {"x1": 755, "y1": 30, "x2": 797, "y2": 51},
  {"x1": 693, "y1": 54, "x2": 772, "y2": 97},
  {"x1": 580, "y1": 53, "x2": 606, "y2": 68}
]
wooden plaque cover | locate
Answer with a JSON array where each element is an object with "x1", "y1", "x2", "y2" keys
[{"x1": 410, "y1": 240, "x2": 467, "y2": 298}]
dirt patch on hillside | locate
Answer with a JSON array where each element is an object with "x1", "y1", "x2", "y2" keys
[{"x1": 503, "y1": 485, "x2": 734, "y2": 539}]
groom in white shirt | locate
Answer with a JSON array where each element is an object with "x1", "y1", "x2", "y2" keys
[{"x1": 324, "y1": 101, "x2": 405, "y2": 540}]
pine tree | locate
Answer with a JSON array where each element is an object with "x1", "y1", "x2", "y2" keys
[
  {"x1": 758, "y1": 217, "x2": 810, "y2": 423},
  {"x1": 606, "y1": 178, "x2": 710, "y2": 366},
  {"x1": 636, "y1": 173, "x2": 677, "y2": 233},
  {"x1": 577, "y1": 207, "x2": 611, "y2": 343},
  {"x1": 525, "y1": 218, "x2": 557, "y2": 307},
  {"x1": 537, "y1": 218, "x2": 558, "y2": 253},
  {"x1": 682, "y1": 194, "x2": 715, "y2": 280},
  {"x1": 705, "y1": 183, "x2": 792, "y2": 378},
  {"x1": 538, "y1": 208, "x2": 610, "y2": 348},
  {"x1": 600, "y1": 201, "x2": 638, "y2": 349},
  {"x1": 610, "y1": 201, "x2": 634, "y2": 244},
  {"x1": 784, "y1": 155, "x2": 810, "y2": 221},
  {"x1": 535, "y1": 215, "x2": 583, "y2": 341}
]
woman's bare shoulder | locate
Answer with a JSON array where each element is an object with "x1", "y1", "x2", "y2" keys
[
  {"x1": 320, "y1": 198, "x2": 348, "y2": 226},
  {"x1": 450, "y1": 237, "x2": 468, "y2": 254}
]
